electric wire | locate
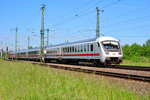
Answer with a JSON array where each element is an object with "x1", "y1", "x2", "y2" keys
[
  {"x1": 102, "y1": 6, "x2": 150, "y2": 22},
  {"x1": 101, "y1": 15, "x2": 150, "y2": 28},
  {"x1": 104, "y1": 24, "x2": 150, "y2": 34}
]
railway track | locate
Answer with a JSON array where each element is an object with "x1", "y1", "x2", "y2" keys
[
  {"x1": 60, "y1": 62, "x2": 150, "y2": 71},
  {"x1": 42, "y1": 63, "x2": 150, "y2": 82},
  {"x1": 5, "y1": 59, "x2": 150, "y2": 82},
  {"x1": 111, "y1": 65, "x2": 150, "y2": 71}
]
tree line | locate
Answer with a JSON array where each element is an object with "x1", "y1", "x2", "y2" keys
[{"x1": 122, "y1": 39, "x2": 150, "y2": 62}]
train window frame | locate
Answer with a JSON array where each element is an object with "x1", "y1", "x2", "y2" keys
[
  {"x1": 102, "y1": 40, "x2": 120, "y2": 52},
  {"x1": 69, "y1": 47, "x2": 71, "y2": 53},
  {"x1": 87, "y1": 44, "x2": 89, "y2": 52},
  {"x1": 72, "y1": 46, "x2": 75, "y2": 52},
  {"x1": 75, "y1": 46, "x2": 77, "y2": 52},
  {"x1": 28, "y1": 51, "x2": 38, "y2": 55},
  {"x1": 90, "y1": 44, "x2": 93, "y2": 52},
  {"x1": 78, "y1": 46, "x2": 80, "y2": 52},
  {"x1": 84, "y1": 44, "x2": 86, "y2": 52},
  {"x1": 67, "y1": 47, "x2": 68, "y2": 53},
  {"x1": 81, "y1": 45, "x2": 83, "y2": 52},
  {"x1": 66, "y1": 47, "x2": 67, "y2": 53},
  {"x1": 63, "y1": 48, "x2": 64, "y2": 53},
  {"x1": 97, "y1": 42, "x2": 100, "y2": 47}
]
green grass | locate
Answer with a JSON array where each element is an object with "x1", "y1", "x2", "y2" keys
[
  {"x1": 121, "y1": 60, "x2": 150, "y2": 67},
  {"x1": 0, "y1": 59, "x2": 149, "y2": 100}
]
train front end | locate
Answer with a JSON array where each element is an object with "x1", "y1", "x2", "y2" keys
[{"x1": 97, "y1": 37, "x2": 123, "y2": 65}]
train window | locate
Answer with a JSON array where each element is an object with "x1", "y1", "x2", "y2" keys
[
  {"x1": 47, "y1": 49, "x2": 52, "y2": 54},
  {"x1": 91, "y1": 44, "x2": 93, "y2": 51},
  {"x1": 72, "y1": 47, "x2": 74, "y2": 52},
  {"x1": 75, "y1": 46, "x2": 77, "y2": 52},
  {"x1": 65, "y1": 47, "x2": 67, "y2": 53},
  {"x1": 81, "y1": 45, "x2": 83, "y2": 52},
  {"x1": 67, "y1": 47, "x2": 68, "y2": 53},
  {"x1": 29, "y1": 51, "x2": 36, "y2": 55},
  {"x1": 63, "y1": 48, "x2": 64, "y2": 53},
  {"x1": 87, "y1": 44, "x2": 89, "y2": 52},
  {"x1": 84, "y1": 45, "x2": 86, "y2": 52},
  {"x1": 64, "y1": 48, "x2": 66, "y2": 53},
  {"x1": 97, "y1": 42, "x2": 100, "y2": 47},
  {"x1": 21, "y1": 52, "x2": 25, "y2": 55},
  {"x1": 55, "y1": 49, "x2": 57, "y2": 53},
  {"x1": 69, "y1": 47, "x2": 71, "y2": 53},
  {"x1": 78, "y1": 46, "x2": 80, "y2": 52}
]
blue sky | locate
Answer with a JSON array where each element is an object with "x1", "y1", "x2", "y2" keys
[{"x1": 0, "y1": 0, "x2": 150, "y2": 51}]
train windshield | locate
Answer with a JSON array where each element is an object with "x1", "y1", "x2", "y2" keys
[{"x1": 102, "y1": 41, "x2": 120, "y2": 52}]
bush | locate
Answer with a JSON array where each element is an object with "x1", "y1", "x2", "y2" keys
[{"x1": 122, "y1": 39, "x2": 150, "y2": 63}]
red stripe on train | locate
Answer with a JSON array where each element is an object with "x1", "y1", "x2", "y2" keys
[
  {"x1": 46, "y1": 53, "x2": 100, "y2": 57},
  {"x1": 10, "y1": 53, "x2": 100, "y2": 58}
]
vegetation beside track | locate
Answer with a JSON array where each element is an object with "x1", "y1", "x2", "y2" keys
[
  {"x1": 0, "y1": 59, "x2": 149, "y2": 99},
  {"x1": 121, "y1": 60, "x2": 150, "y2": 67},
  {"x1": 122, "y1": 39, "x2": 150, "y2": 63}
]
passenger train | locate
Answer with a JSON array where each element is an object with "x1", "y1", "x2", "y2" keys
[{"x1": 8, "y1": 37, "x2": 123, "y2": 66}]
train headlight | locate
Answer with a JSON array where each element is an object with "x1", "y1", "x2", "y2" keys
[{"x1": 119, "y1": 52, "x2": 122, "y2": 55}]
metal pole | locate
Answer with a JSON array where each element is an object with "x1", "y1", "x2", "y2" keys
[
  {"x1": 1, "y1": 42, "x2": 3, "y2": 58},
  {"x1": 96, "y1": 7, "x2": 100, "y2": 37},
  {"x1": 28, "y1": 37, "x2": 30, "y2": 49},
  {"x1": 15, "y1": 27, "x2": 18, "y2": 60},
  {"x1": 40, "y1": 4, "x2": 45, "y2": 62},
  {"x1": 96, "y1": 7, "x2": 104, "y2": 37},
  {"x1": 47, "y1": 28, "x2": 49, "y2": 46}
]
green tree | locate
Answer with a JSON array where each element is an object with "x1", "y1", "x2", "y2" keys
[
  {"x1": 146, "y1": 39, "x2": 150, "y2": 46},
  {"x1": 122, "y1": 44, "x2": 131, "y2": 59}
]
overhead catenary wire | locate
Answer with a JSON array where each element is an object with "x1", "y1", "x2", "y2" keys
[
  {"x1": 104, "y1": 24, "x2": 150, "y2": 34},
  {"x1": 100, "y1": 0, "x2": 123, "y2": 9},
  {"x1": 112, "y1": 35, "x2": 150, "y2": 38},
  {"x1": 52, "y1": 14, "x2": 150, "y2": 32},
  {"x1": 51, "y1": 0, "x2": 124, "y2": 28},
  {"x1": 46, "y1": 0, "x2": 95, "y2": 25},
  {"x1": 102, "y1": 6, "x2": 150, "y2": 22},
  {"x1": 19, "y1": 9, "x2": 41, "y2": 29},
  {"x1": 101, "y1": 15, "x2": 150, "y2": 28},
  {"x1": 65, "y1": 6, "x2": 150, "y2": 31}
]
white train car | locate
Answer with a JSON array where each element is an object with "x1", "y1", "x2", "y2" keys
[
  {"x1": 45, "y1": 37, "x2": 123, "y2": 65},
  {"x1": 9, "y1": 36, "x2": 123, "y2": 66},
  {"x1": 9, "y1": 48, "x2": 40, "y2": 61}
]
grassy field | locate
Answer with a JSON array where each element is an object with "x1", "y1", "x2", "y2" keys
[
  {"x1": 121, "y1": 60, "x2": 150, "y2": 67},
  {"x1": 0, "y1": 59, "x2": 149, "y2": 100}
]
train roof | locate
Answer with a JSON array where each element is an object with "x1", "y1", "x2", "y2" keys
[
  {"x1": 11, "y1": 48, "x2": 40, "y2": 54},
  {"x1": 45, "y1": 37, "x2": 97, "y2": 49},
  {"x1": 98, "y1": 36, "x2": 118, "y2": 42},
  {"x1": 45, "y1": 36, "x2": 118, "y2": 49}
]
